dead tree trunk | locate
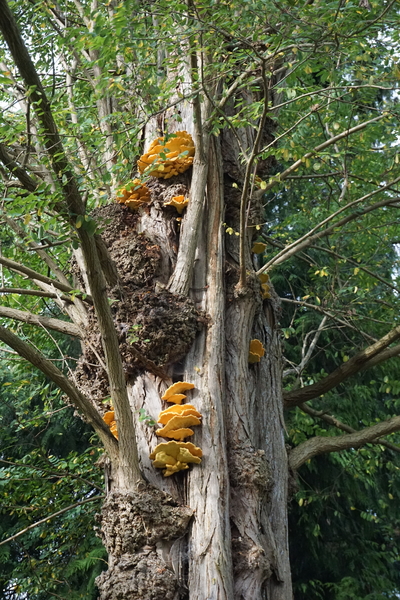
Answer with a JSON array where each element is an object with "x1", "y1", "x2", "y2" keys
[{"x1": 72, "y1": 125, "x2": 292, "y2": 598}]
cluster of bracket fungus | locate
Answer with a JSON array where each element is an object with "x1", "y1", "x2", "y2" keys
[
  {"x1": 103, "y1": 410, "x2": 118, "y2": 439},
  {"x1": 150, "y1": 382, "x2": 203, "y2": 476},
  {"x1": 150, "y1": 441, "x2": 202, "y2": 477},
  {"x1": 138, "y1": 131, "x2": 195, "y2": 179},
  {"x1": 163, "y1": 194, "x2": 189, "y2": 214},
  {"x1": 248, "y1": 339, "x2": 265, "y2": 363},
  {"x1": 258, "y1": 273, "x2": 271, "y2": 299},
  {"x1": 116, "y1": 179, "x2": 151, "y2": 210}
]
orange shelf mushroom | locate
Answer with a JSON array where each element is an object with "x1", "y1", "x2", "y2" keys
[
  {"x1": 248, "y1": 339, "x2": 265, "y2": 364},
  {"x1": 251, "y1": 242, "x2": 267, "y2": 254},
  {"x1": 156, "y1": 414, "x2": 201, "y2": 439},
  {"x1": 138, "y1": 131, "x2": 195, "y2": 179},
  {"x1": 261, "y1": 284, "x2": 271, "y2": 299},
  {"x1": 164, "y1": 195, "x2": 189, "y2": 214},
  {"x1": 103, "y1": 410, "x2": 118, "y2": 439},
  {"x1": 116, "y1": 179, "x2": 151, "y2": 209},
  {"x1": 150, "y1": 441, "x2": 202, "y2": 477},
  {"x1": 258, "y1": 273, "x2": 270, "y2": 299},
  {"x1": 158, "y1": 428, "x2": 195, "y2": 441},
  {"x1": 160, "y1": 393, "x2": 187, "y2": 405},
  {"x1": 158, "y1": 404, "x2": 201, "y2": 425},
  {"x1": 151, "y1": 381, "x2": 202, "y2": 475},
  {"x1": 161, "y1": 381, "x2": 195, "y2": 403}
]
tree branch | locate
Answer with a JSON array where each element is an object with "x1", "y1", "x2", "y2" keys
[
  {"x1": 0, "y1": 496, "x2": 104, "y2": 548},
  {"x1": 0, "y1": 305, "x2": 82, "y2": 337},
  {"x1": 309, "y1": 243, "x2": 400, "y2": 295},
  {"x1": 0, "y1": 287, "x2": 70, "y2": 300},
  {"x1": 238, "y1": 60, "x2": 269, "y2": 290},
  {"x1": 0, "y1": 0, "x2": 141, "y2": 488},
  {"x1": 168, "y1": 19, "x2": 212, "y2": 295},
  {"x1": 299, "y1": 402, "x2": 400, "y2": 454},
  {"x1": 262, "y1": 114, "x2": 386, "y2": 193},
  {"x1": 280, "y1": 297, "x2": 377, "y2": 342},
  {"x1": 258, "y1": 194, "x2": 400, "y2": 274},
  {"x1": 2, "y1": 213, "x2": 72, "y2": 287},
  {"x1": 0, "y1": 323, "x2": 118, "y2": 458},
  {"x1": 283, "y1": 315, "x2": 328, "y2": 377},
  {"x1": 289, "y1": 413, "x2": 400, "y2": 470},
  {"x1": 0, "y1": 255, "x2": 92, "y2": 304},
  {"x1": 284, "y1": 324, "x2": 400, "y2": 407},
  {"x1": 0, "y1": 142, "x2": 38, "y2": 191}
]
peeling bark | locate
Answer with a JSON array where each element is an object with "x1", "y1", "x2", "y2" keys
[{"x1": 88, "y1": 131, "x2": 292, "y2": 599}]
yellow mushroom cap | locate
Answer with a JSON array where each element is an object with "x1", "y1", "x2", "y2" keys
[
  {"x1": 138, "y1": 131, "x2": 195, "y2": 179},
  {"x1": 116, "y1": 179, "x2": 150, "y2": 209},
  {"x1": 180, "y1": 441, "x2": 203, "y2": 458},
  {"x1": 103, "y1": 411, "x2": 115, "y2": 426},
  {"x1": 258, "y1": 273, "x2": 269, "y2": 284},
  {"x1": 164, "y1": 463, "x2": 190, "y2": 476},
  {"x1": 158, "y1": 407, "x2": 202, "y2": 425},
  {"x1": 161, "y1": 393, "x2": 186, "y2": 405},
  {"x1": 150, "y1": 440, "x2": 202, "y2": 461},
  {"x1": 251, "y1": 242, "x2": 267, "y2": 254},
  {"x1": 261, "y1": 283, "x2": 271, "y2": 299},
  {"x1": 110, "y1": 423, "x2": 118, "y2": 440},
  {"x1": 156, "y1": 428, "x2": 195, "y2": 440},
  {"x1": 152, "y1": 451, "x2": 177, "y2": 468},
  {"x1": 164, "y1": 195, "x2": 189, "y2": 215},
  {"x1": 248, "y1": 339, "x2": 265, "y2": 363},
  {"x1": 156, "y1": 414, "x2": 201, "y2": 437},
  {"x1": 158, "y1": 403, "x2": 197, "y2": 418},
  {"x1": 161, "y1": 381, "x2": 195, "y2": 400},
  {"x1": 150, "y1": 440, "x2": 202, "y2": 476}
]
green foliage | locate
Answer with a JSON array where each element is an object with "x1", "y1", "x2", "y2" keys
[{"x1": 0, "y1": 357, "x2": 106, "y2": 600}]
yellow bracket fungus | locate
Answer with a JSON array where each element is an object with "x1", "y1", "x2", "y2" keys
[
  {"x1": 116, "y1": 179, "x2": 150, "y2": 209},
  {"x1": 150, "y1": 441, "x2": 202, "y2": 476},
  {"x1": 103, "y1": 411, "x2": 115, "y2": 425},
  {"x1": 248, "y1": 339, "x2": 265, "y2": 363},
  {"x1": 258, "y1": 273, "x2": 270, "y2": 299},
  {"x1": 164, "y1": 195, "x2": 189, "y2": 214},
  {"x1": 158, "y1": 403, "x2": 198, "y2": 417},
  {"x1": 251, "y1": 242, "x2": 267, "y2": 254},
  {"x1": 138, "y1": 131, "x2": 195, "y2": 179},
  {"x1": 161, "y1": 381, "x2": 195, "y2": 402},
  {"x1": 103, "y1": 410, "x2": 118, "y2": 439},
  {"x1": 261, "y1": 284, "x2": 271, "y2": 299},
  {"x1": 161, "y1": 393, "x2": 187, "y2": 405},
  {"x1": 158, "y1": 405, "x2": 202, "y2": 425},
  {"x1": 156, "y1": 414, "x2": 201, "y2": 438},
  {"x1": 158, "y1": 428, "x2": 195, "y2": 440}
]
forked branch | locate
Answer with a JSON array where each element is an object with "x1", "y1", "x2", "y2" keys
[
  {"x1": 285, "y1": 324, "x2": 400, "y2": 407},
  {"x1": 289, "y1": 414, "x2": 400, "y2": 470},
  {"x1": 300, "y1": 403, "x2": 400, "y2": 454},
  {"x1": 0, "y1": 324, "x2": 118, "y2": 459}
]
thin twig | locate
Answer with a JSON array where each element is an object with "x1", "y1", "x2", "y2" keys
[{"x1": 0, "y1": 496, "x2": 104, "y2": 547}]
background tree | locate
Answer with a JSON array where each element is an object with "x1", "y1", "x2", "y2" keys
[
  {"x1": 0, "y1": 0, "x2": 400, "y2": 599},
  {"x1": 0, "y1": 336, "x2": 106, "y2": 600}
]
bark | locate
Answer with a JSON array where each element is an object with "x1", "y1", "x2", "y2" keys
[{"x1": 82, "y1": 125, "x2": 291, "y2": 598}]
